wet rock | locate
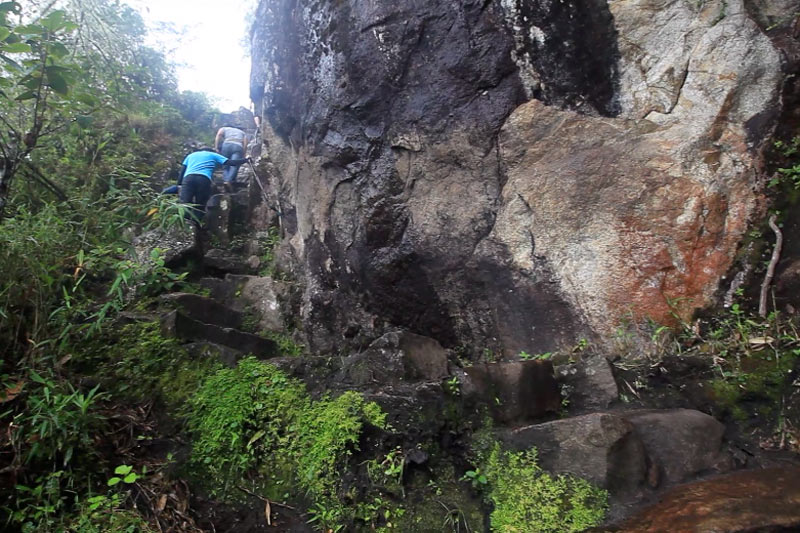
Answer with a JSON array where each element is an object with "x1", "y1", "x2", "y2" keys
[
  {"x1": 462, "y1": 360, "x2": 560, "y2": 424},
  {"x1": 160, "y1": 292, "x2": 244, "y2": 330},
  {"x1": 160, "y1": 310, "x2": 278, "y2": 358},
  {"x1": 504, "y1": 413, "x2": 648, "y2": 496},
  {"x1": 623, "y1": 409, "x2": 732, "y2": 486},
  {"x1": 337, "y1": 331, "x2": 449, "y2": 387},
  {"x1": 203, "y1": 248, "x2": 248, "y2": 274},
  {"x1": 559, "y1": 354, "x2": 619, "y2": 411},
  {"x1": 131, "y1": 225, "x2": 197, "y2": 267},
  {"x1": 611, "y1": 467, "x2": 800, "y2": 533}
]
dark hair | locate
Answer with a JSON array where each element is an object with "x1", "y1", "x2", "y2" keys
[{"x1": 198, "y1": 146, "x2": 215, "y2": 152}]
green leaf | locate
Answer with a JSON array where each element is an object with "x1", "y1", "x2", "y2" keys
[
  {"x1": 0, "y1": 2, "x2": 20, "y2": 15},
  {"x1": 0, "y1": 28, "x2": 10, "y2": 41},
  {"x1": 123, "y1": 473, "x2": 137, "y2": 483},
  {"x1": 45, "y1": 70, "x2": 68, "y2": 95},
  {"x1": 107, "y1": 477, "x2": 121, "y2": 487},
  {"x1": 14, "y1": 90, "x2": 35, "y2": 101},
  {"x1": 2, "y1": 42, "x2": 30, "y2": 53},
  {"x1": 40, "y1": 11, "x2": 68, "y2": 32},
  {"x1": 114, "y1": 464, "x2": 132, "y2": 475},
  {"x1": 47, "y1": 42, "x2": 69, "y2": 58}
]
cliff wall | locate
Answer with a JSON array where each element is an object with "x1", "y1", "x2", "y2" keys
[{"x1": 249, "y1": 0, "x2": 797, "y2": 355}]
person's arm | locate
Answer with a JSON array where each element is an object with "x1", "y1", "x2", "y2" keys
[
  {"x1": 222, "y1": 157, "x2": 251, "y2": 167},
  {"x1": 214, "y1": 128, "x2": 224, "y2": 151},
  {"x1": 177, "y1": 164, "x2": 187, "y2": 185}
]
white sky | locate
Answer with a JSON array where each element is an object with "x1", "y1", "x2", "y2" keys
[{"x1": 122, "y1": 0, "x2": 256, "y2": 112}]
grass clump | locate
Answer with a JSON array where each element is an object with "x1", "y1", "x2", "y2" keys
[
  {"x1": 186, "y1": 356, "x2": 385, "y2": 530},
  {"x1": 480, "y1": 443, "x2": 607, "y2": 533}
]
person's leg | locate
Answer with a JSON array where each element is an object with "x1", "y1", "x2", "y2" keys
[
  {"x1": 193, "y1": 177, "x2": 212, "y2": 221},
  {"x1": 221, "y1": 142, "x2": 243, "y2": 183},
  {"x1": 179, "y1": 175, "x2": 202, "y2": 222}
]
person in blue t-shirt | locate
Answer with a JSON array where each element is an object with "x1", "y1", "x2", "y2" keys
[{"x1": 178, "y1": 147, "x2": 249, "y2": 222}]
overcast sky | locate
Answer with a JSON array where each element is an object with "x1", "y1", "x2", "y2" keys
[{"x1": 122, "y1": 0, "x2": 256, "y2": 112}]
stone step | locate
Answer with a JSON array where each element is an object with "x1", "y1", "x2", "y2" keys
[
  {"x1": 198, "y1": 274, "x2": 288, "y2": 332},
  {"x1": 160, "y1": 310, "x2": 278, "y2": 359},
  {"x1": 160, "y1": 292, "x2": 244, "y2": 330},
  {"x1": 205, "y1": 189, "x2": 250, "y2": 245}
]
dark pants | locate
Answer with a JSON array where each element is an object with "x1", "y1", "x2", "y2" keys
[
  {"x1": 220, "y1": 142, "x2": 244, "y2": 183},
  {"x1": 179, "y1": 174, "x2": 212, "y2": 222}
]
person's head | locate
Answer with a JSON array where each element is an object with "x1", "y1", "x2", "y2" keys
[{"x1": 198, "y1": 146, "x2": 216, "y2": 153}]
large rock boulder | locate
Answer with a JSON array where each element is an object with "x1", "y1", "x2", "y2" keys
[
  {"x1": 624, "y1": 409, "x2": 732, "y2": 486},
  {"x1": 249, "y1": 0, "x2": 795, "y2": 354},
  {"x1": 505, "y1": 413, "x2": 648, "y2": 496},
  {"x1": 503, "y1": 409, "x2": 733, "y2": 499}
]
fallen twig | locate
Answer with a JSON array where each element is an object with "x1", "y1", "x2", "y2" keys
[
  {"x1": 759, "y1": 214, "x2": 783, "y2": 317},
  {"x1": 236, "y1": 485, "x2": 296, "y2": 510}
]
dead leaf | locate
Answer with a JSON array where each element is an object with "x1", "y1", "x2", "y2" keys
[
  {"x1": 156, "y1": 494, "x2": 167, "y2": 513},
  {"x1": 147, "y1": 207, "x2": 158, "y2": 217},
  {"x1": 265, "y1": 500, "x2": 272, "y2": 526},
  {"x1": 0, "y1": 381, "x2": 25, "y2": 403}
]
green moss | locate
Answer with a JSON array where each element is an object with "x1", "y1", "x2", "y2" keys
[
  {"x1": 186, "y1": 357, "x2": 386, "y2": 530},
  {"x1": 482, "y1": 444, "x2": 607, "y2": 533}
]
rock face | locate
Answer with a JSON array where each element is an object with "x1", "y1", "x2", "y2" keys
[{"x1": 249, "y1": 0, "x2": 795, "y2": 354}]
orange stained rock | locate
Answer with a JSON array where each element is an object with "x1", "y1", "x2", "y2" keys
[{"x1": 617, "y1": 467, "x2": 800, "y2": 533}]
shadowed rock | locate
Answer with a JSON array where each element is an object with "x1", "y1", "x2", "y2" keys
[
  {"x1": 248, "y1": 0, "x2": 790, "y2": 354},
  {"x1": 462, "y1": 360, "x2": 560, "y2": 424},
  {"x1": 160, "y1": 292, "x2": 244, "y2": 330},
  {"x1": 160, "y1": 310, "x2": 278, "y2": 358},
  {"x1": 337, "y1": 331, "x2": 449, "y2": 387},
  {"x1": 559, "y1": 354, "x2": 619, "y2": 411}
]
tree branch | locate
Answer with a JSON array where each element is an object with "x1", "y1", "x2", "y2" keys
[{"x1": 21, "y1": 160, "x2": 68, "y2": 202}]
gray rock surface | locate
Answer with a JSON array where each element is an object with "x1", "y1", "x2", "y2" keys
[
  {"x1": 504, "y1": 412, "x2": 648, "y2": 496},
  {"x1": 248, "y1": 0, "x2": 797, "y2": 355},
  {"x1": 623, "y1": 408, "x2": 732, "y2": 485},
  {"x1": 559, "y1": 354, "x2": 619, "y2": 411},
  {"x1": 131, "y1": 225, "x2": 197, "y2": 267}
]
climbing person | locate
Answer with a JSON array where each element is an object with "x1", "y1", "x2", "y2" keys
[
  {"x1": 214, "y1": 124, "x2": 248, "y2": 190},
  {"x1": 179, "y1": 146, "x2": 250, "y2": 222}
]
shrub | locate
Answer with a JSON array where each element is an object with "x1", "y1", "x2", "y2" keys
[
  {"x1": 483, "y1": 444, "x2": 607, "y2": 533},
  {"x1": 186, "y1": 357, "x2": 386, "y2": 530}
]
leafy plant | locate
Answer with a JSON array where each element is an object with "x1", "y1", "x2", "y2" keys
[
  {"x1": 186, "y1": 357, "x2": 386, "y2": 530},
  {"x1": 482, "y1": 444, "x2": 607, "y2": 532}
]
